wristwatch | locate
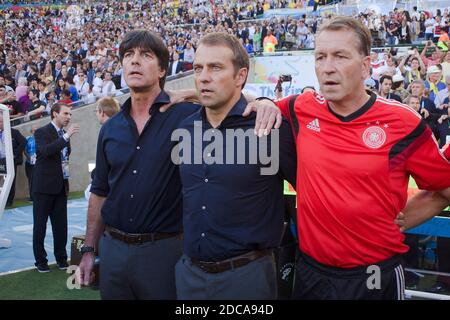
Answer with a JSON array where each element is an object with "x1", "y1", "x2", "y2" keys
[{"x1": 80, "y1": 245, "x2": 95, "y2": 255}]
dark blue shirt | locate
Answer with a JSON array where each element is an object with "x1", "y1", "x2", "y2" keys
[
  {"x1": 177, "y1": 95, "x2": 297, "y2": 261},
  {"x1": 91, "y1": 90, "x2": 199, "y2": 233}
]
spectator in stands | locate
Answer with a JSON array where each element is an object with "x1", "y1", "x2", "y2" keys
[
  {"x1": 41, "y1": 63, "x2": 54, "y2": 85},
  {"x1": 435, "y1": 75, "x2": 450, "y2": 109},
  {"x1": 263, "y1": 28, "x2": 278, "y2": 52},
  {"x1": 27, "y1": 89, "x2": 46, "y2": 121},
  {"x1": 399, "y1": 50, "x2": 426, "y2": 86},
  {"x1": 421, "y1": 42, "x2": 444, "y2": 68},
  {"x1": 76, "y1": 72, "x2": 89, "y2": 100},
  {"x1": 425, "y1": 65, "x2": 446, "y2": 102},
  {"x1": 54, "y1": 78, "x2": 66, "y2": 100},
  {"x1": 0, "y1": 85, "x2": 23, "y2": 120},
  {"x1": 424, "y1": 13, "x2": 436, "y2": 40},
  {"x1": 15, "y1": 77, "x2": 29, "y2": 101},
  {"x1": 87, "y1": 60, "x2": 98, "y2": 85},
  {"x1": 378, "y1": 74, "x2": 402, "y2": 102},
  {"x1": 100, "y1": 71, "x2": 117, "y2": 97},
  {"x1": 37, "y1": 81, "x2": 48, "y2": 103},
  {"x1": 58, "y1": 89, "x2": 73, "y2": 105},
  {"x1": 65, "y1": 77, "x2": 80, "y2": 102},
  {"x1": 392, "y1": 74, "x2": 409, "y2": 101},
  {"x1": 183, "y1": 41, "x2": 195, "y2": 70},
  {"x1": 92, "y1": 69, "x2": 103, "y2": 96},
  {"x1": 409, "y1": 16, "x2": 421, "y2": 43},
  {"x1": 441, "y1": 51, "x2": 450, "y2": 79},
  {"x1": 168, "y1": 52, "x2": 183, "y2": 76}
]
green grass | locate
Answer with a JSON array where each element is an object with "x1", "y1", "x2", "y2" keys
[{"x1": 0, "y1": 264, "x2": 100, "y2": 300}]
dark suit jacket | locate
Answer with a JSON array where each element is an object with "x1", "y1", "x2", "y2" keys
[
  {"x1": 32, "y1": 122, "x2": 71, "y2": 195},
  {"x1": 168, "y1": 60, "x2": 183, "y2": 76},
  {"x1": 11, "y1": 128, "x2": 26, "y2": 165}
]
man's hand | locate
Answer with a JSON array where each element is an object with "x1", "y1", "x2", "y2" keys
[
  {"x1": 394, "y1": 211, "x2": 406, "y2": 232},
  {"x1": 242, "y1": 99, "x2": 282, "y2": 137},
  {"x1": 438, "y1": 115, "x2": 449, "y2": 124},
  {"x1": 76, "y1": 252, "x2": 96, "y2": 286},
  {"x1": 159, "y1": 89, "x2": 199, "y2": 112},
  {"x1": 420, "y1": 108, "x2": 429, "y2": 119},
  {"x1": 66, "y1": 124, "x2": 80, "y2": 137}
]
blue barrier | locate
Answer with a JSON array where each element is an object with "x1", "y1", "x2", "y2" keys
[{"x1": 406, "y1": 216, "x2": 450, "y2": 238}]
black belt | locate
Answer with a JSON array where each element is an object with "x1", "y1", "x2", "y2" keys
[
  {"x1": 190, "y1": 249, "x2": 272, "y2": 274},
  {"x1": 105, "y1": 225, "x2": 180, "y2": 245}
]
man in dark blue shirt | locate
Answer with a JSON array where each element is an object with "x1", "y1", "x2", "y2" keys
[
  {"x1": 77, "y1": 30, "x2": 198, "y2": 299},
  {"x1": 173, "y1": 32, "x2": 296, "y2": 299}
]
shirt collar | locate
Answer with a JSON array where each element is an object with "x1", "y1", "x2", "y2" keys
[
  {"x1": 51, "y1": 121, "x2": 62, "y2": 131},
  {"x1": 200, "y1": 94, "x2": 248, "y2": 122},
  {"x1": 121, "y1": 90, "x2": 171, "y2": 115}
]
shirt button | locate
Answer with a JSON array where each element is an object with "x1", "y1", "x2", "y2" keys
[
  {"x1": 202, "y1": 206, "x2": 206, "y2": 210},
  {"x1": 133, "y1": 170, "x2": 137, "y2": 174},
  {"x1": 207, "y1": 153, "x2": 211, "y2": 157},
  {"x1": 130, "y1": 194, "x2": 134, "y2": 199},
  {"x1": 129, "y1": 218, "x2": 133, "y2": 222},
  {"x1": 204, "y1": 178, "x2": 208, "y2": 183},
  {"x1": 136, "y1": 146, "x2": 140, "y2": 150},
  {"x1": 211, "y1": 130, "x2": 215, "y2": 134},
  {"x1": 201, "y1": 233, "x2": 205, "y2": 237}
]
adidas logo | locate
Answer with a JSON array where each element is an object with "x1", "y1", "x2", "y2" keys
[{"x1": 306, "y1": 118, "x2": 321, "y2": 132}]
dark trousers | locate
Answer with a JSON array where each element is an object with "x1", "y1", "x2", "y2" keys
[
  {"x1": 99, "y1": 232, "x2": 182, "y2": 299},
  {"x1": 6, "y1": 164, "x2": 17, "y2": 206},
  {"x1": 25, "y1": 163, "x2": 34, "y2": 200},
  {"x1": 403, "y1": 234, "x2": 420, "y2": 286},
  {"x1": 292, "y1": 253, "x2": 405, "y2": 300},
  {"x1": 175, "y1": 254, "x2": 277, "y2": 300},
  {"x1": 32, "y1": 190, "x2": 68, "y2": 266}
]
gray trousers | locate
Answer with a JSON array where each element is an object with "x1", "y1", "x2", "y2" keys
[
  {"x1": 99, "y1": 232, "x2": 182, "y2": 300},
  {"x1": 175, "y1": 253, "x2": 277, "y2": 300}
]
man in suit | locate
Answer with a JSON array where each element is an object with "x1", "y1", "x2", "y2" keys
[
  {"x1": 32, "y1": 103, "x2": 79, "y2": 273},
  {"x1": 0, "y1": 116, "x2": 26, "y2": 207},
  {"x1": 168, "y1": 52, "x2": 183, "y2": 76}
]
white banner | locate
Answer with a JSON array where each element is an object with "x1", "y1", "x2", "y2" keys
[{"x1": 252, "y1": 53, "x2": 320, "y2": 94}]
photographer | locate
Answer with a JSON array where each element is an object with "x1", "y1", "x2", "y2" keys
[
  {"x1": 275, "y1": 74, "x2": 292, "y2": 99},
  {"x1": 421, "y1": 41, "x2": 444, "y2": 68},
  {"x1": 398, "y1": 47, "x2": 426, "y2": 85}
]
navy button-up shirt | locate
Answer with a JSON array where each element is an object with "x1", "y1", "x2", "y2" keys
[
  {"x1": 177, "y1": 95, "x2": 297, "y2": 261},
  {"x1": 91, "y1": 90, "x2": 199, "y2": 233}
]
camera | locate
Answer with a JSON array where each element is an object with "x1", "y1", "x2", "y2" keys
[
  {"x1": 279, "y1": 74, "x2": 292, "y2": 82},
  {"x1": 275, "y1": 74, "x2": 293, "y2": 95}
]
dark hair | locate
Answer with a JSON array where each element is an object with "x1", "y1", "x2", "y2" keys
[
  {"x1": 62, "y1": 89, "x2": 71, "y2": 98},
  {"x1": 30, "y1": 89, "x2": 39, "y2": 98},
  {"x1": 301, "y1": 86, "x2": 316, "y2": 93},
  {"x1": 318, "y1": 16, "x2": 372, "y2": 57},
  {"x1": 379, "y1": 74, "x2": 393, "y2": 85},
  {"x1": 51, "y1": 102, "x2": 70, "y2": 119},
  {"x1": 198, "y1": 32, "x2": 250, "y2": 88},
  {"x1": 119, "y1": 30, "x2": 169, "y2": 89}
]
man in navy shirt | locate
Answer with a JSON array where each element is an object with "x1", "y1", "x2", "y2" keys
[
  {"x1": 173, "y1": 33, "x2": 297, "y2": 299},
  {"x1": 77, "y1": 30, "x2": 198, "y2": 299}
]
